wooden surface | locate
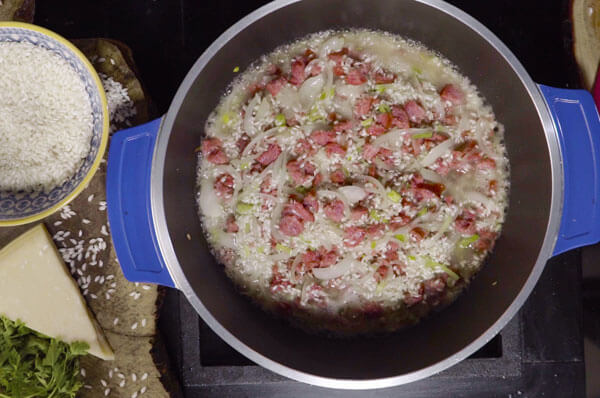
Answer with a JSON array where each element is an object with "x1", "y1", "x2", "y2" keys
[
  {"x1": 572, "y1": 0, "x2": 600, "y2": 89},
  {"x1": 0, "y1": 0, "x2": 34, "y2": 23}
]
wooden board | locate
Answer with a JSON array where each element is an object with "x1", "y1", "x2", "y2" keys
[
  {"x1": 0, "y1": 0, "x2": 34, "y2": 23},
  {"x1": 572, "y1": 0, "x2": 600, "y2": 89}
]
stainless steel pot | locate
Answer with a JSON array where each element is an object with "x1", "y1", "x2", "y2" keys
[{"x1": 106, "y1": 0, "x2": 600, "y2": 389}]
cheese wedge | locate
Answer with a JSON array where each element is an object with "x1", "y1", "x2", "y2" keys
[{"x1": 0, "y1": 224, "x2": 114, "y2": 360}]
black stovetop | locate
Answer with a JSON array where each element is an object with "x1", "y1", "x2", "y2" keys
[
  {"x1": 160, "y1": 250, "x2": 584, "y2": 397},
  {"x1": 34, "y1": 0, "x2": 585, "y2": 396}
]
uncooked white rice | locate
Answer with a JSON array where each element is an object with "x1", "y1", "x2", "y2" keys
[
  {"x1": 0, "y1": 41, "x2": 93, "y2": 192},
  {"x1": 99, "y1": 72, "x2": 136, "y2": 133}
]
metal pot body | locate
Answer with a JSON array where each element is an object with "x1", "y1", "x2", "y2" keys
[
  {"x1": 109, "y1": 0, "x2": 568, "y2": 389},
  {"x1": 152, "y1": 0, "x2": 561, "y2": 387}
]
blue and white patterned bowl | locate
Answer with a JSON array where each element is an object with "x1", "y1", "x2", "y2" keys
[{"x1": 0, "y1": 22, "x2": 109, "y2": 226}]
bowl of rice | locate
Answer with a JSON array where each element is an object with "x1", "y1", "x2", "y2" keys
[{"x1": 0, "y1": 22, "x2": 108, "y2": 226}]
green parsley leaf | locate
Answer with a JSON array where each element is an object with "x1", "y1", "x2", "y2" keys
[{"x1": 0, "y1": 315, "x2": 88, "y2": 398}]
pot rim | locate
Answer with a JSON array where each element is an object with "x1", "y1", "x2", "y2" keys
[{"x1": 150, "y1": 0, "x2": 563, "y2": 389}]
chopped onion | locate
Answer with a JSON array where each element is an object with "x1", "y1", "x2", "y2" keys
[
  {"x1": 199, "y1": 178, "x2": 223, "y2": 219},
  {"x1": 319, "y1": 36, "x2": 344, "y2": 57},
  {"x1": 362, "y1": 176, "x2": 392, "y2": 206},
  {"x1": 259, "y1": 161, "x2": 277, "y2": 180},
  {"x1": 420, "y1": 138, "x2": 455, "y2": 167},
  {"x1": 270, "y1": 200, "x2": 286, "y2": 241},
  {"x1": 464, "y1": 191, "x2": 496, "y2": 210},
  {"x1": 419, "y1": 168, "x2": 443, "y2": 183},
  {"x1": 290, "y1": 254, "x2": 304, "y2": 283},
  {"x1": 260, "y1": 148, "x2": 287, "y2": 180},
  {"x1": 241, "y1": 126, "x2": 280, "y2": 159},
  {"x1": 372, "y1": 128, "x2": 427, "y2": 147},
  {"x1": 276, "y1": 85, "x2": 301, "y2": 118},
  {"x1": 335, "y1": 82, "x2": 363, "y2": 102},
  {"x1": 374, "y1": 158, "x2": 391, "y2": 171},
  {"x1": 273, "y1": 151, "x2": 288, "y2": 194},
  {"x1": 312, "y1": 256, "x2": 354, "y2": 280},
  {"x1": 431, "y1": 98, "x2": 445, "y2": 121},
  {"x1": 390, "y1": 225, "x2": 412, "y2": 237},
  {"x1": 243, "y1": 95, "x2": 260, "y2": 136},
  {"x1": 430, "y1": 214, "x2": 453, "y2": 241},
  {"x1": 338, "y1": 185, "x2": 367, "y2": 205},
  {"x1": 324, "y1": 63, "x2": 334, "y2": 92},
  {"x1": 312, "y1": 148, "x2": 330, "y2": 173},
  {"x1": 254, "y1": 97, "x2": 272, "y2": 125},
  {"x1": 268, "y1": 252, "x2": 291, "y2": 262},
  {"x1": 259, "y1": 193, "x2": 277, "y2": 203},
  {"x1": 299, "y1": 74, "x2": 325, "y2": 108},
  {"x1": 218, "y1": 232, "x2": 236, "y2": 249},
  {"x1": 334, "y1": 100, "x2": 354, "y2": 120}
]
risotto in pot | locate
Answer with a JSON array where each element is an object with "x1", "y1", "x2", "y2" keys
[{"x1": 196, "y1": 30, "x2": 508, "y2": 334}]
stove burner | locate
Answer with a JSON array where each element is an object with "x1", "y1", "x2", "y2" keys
[{"x1": 159, "y1": 252, "x2": 584, "y2": 396}]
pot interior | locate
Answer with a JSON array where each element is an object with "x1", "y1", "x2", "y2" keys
[{"x1": 160, "y1": 0, "x2": 552, "y2": 382}]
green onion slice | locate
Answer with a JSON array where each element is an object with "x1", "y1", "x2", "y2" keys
[{"x1": 458, "y1": 234, "x2": 479, "y2": 248}]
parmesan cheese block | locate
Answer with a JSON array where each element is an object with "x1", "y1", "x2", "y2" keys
[{"x1": 0, "y1": 224, "x2": 114, "y2": 360}]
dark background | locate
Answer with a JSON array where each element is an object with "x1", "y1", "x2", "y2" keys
[
  {"x1": 33, "y1": 0, "x2": 598, "y2": 397},
  {"x1": 35, "y1": 0, "x2": 580, "y2": 115}
]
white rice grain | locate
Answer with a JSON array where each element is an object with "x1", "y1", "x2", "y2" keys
[{"x1": 0, "y1": 42, "x2": 93, "y2": 192}]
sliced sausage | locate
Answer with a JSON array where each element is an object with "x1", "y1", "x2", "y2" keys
[
  {"x1": 410, "y1": 227, "x2": 427, "y2": 242},
  {"x1": 256, "y1": 144, "x2": 282, "y2": 166},
  {"x1": 324, "y1": 199, "x2": 345, "y2": 222},
  {"x1": 236, "y1": 134, "x2": 251, "y2": 154},
  {"x1": 333, "y1": 120, "x2": 354, "y2": 132},
  {"x1": 325, "y1": 142, "x2": 346, "y2": 156},
  {"x1": 374, "y1": 71, "x2": 396, "y2": 84},
  {"x1": 374, "y1": 265, "x2": 389, "y2": 283},
  {"x1": 287, "y1": 160, "x2": 316, "y2": 185},
  {"x1": 367, "y1": 124, "x2": 386, "y2": 136},
  {"x1": 455, "y1": 210, "x2": 477, "y2": 235},
  {"x1": 330, "y1": 169, "x2": 346, "y2": 184},
  {"x1": 303, "y1": 193, "x2": 319, "y2": 213},
  {"x1": 475, "y1": 230, "x2": 497, "y2": 252},
  {"x1": 404, "y1": 100, "x2": 427, "y2": 124},
  {"x1": 265, "y1": 76, "x2": 287, "y2": 96},
  {"x1": 283, "y1": 200, "x2": 315, "y2": 223},
  {"x1": 279, "y1": 215, "x2": 304, "y2": 237},
  {"x1": 363, "y1": 144, "x2": 380, "y2": 161},
  {"x1": 391, "y1": 105, "x2": 410, "y2": 129},
  {"x1": 354, "y1": 97, "x2": 374, "y2": 117},
  {"x1": 202, "y1": 138, "x2": 229, "y2": 165},
  {"x1": 289, "y1": 58, "x2": 307, "y2": 86},
  {"x1": 214, "y1": 173, "x2": 234, "y2": 199},
  {"x1": 226, "y1": 215, "x2": 239, "y2": 233},
  {"x1": 350, "y1": 205, "x2": 368, "y2": 221},
  {"x1": 375, "y1": 112, "x2": 392, "y2": 129},
  {"x1": 344, "y1": 226, "x2": 367, "y2": 247},
  {"x1": 440, "y1": 84, "x2": 465, "y2": 106},
  {"x1": 346, "y1": 68, "x2": 367, "y2": 85},
  {"x1": 310, "y1": 129, "x2": 337, "y2": 145}
]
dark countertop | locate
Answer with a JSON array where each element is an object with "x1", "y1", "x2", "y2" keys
[
  {"x1": 33, "y1": 1, "x2": 587, "y2": 396},
  {"x1": 35, "y1": 0, "x2": 580, "y2": 115}
]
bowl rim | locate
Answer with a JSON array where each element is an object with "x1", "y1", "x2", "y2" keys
[{"x1": 0, "y1": 21, "x2": 109, "y2": 227}]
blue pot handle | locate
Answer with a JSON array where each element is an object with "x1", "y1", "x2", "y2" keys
[
  {"x1": 539, "y1": 84, "x2": 600, "y2": 256},
  {"x1": 106, "y1": 117, "x2": 176, "y2": 287}
]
